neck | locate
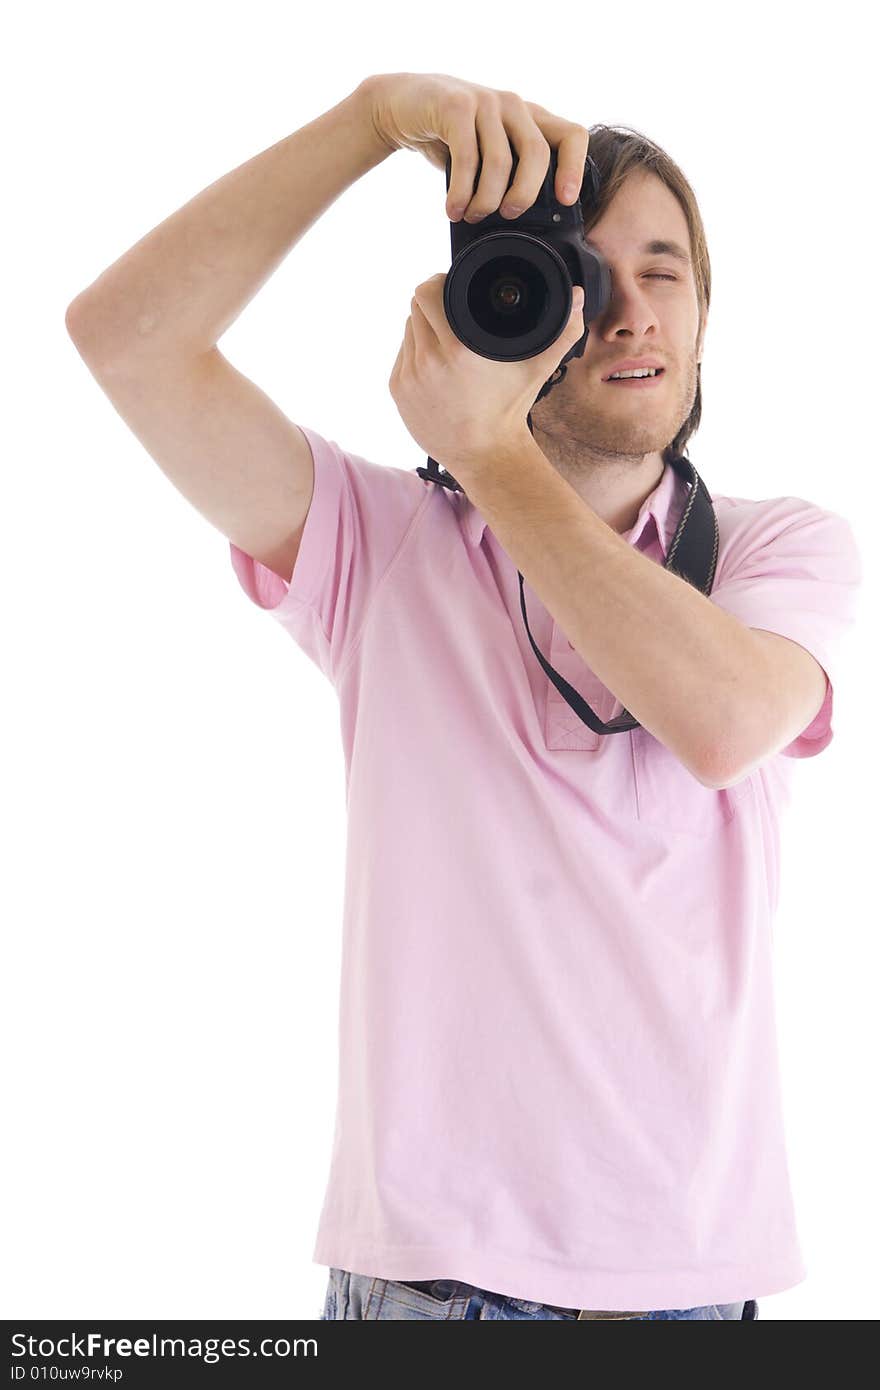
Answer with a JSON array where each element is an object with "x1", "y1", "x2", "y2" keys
[{"x1": 528, "y1": 421, "x2": 667, "y2": 535}]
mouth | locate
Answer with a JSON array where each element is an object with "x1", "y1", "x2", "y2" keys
[{"x1": 603, "y1": 368, "x2": 666, "y2": 388}]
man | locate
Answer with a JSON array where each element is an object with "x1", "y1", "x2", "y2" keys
[{"x1": 67, "y1": 76, "x2": 861, "y2": 1321}]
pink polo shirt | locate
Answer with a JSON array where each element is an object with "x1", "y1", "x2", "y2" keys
[{"x1": 229, "y1": 423, "x2": 862, "y2": 1310}]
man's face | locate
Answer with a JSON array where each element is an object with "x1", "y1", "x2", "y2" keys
[{"x1": 531, "y1": 168, "x2": 705, "y2": 462}]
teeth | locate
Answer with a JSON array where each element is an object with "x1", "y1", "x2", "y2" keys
[{"x1": 609, "y1": 367, "x2": 660, "y2": 379}]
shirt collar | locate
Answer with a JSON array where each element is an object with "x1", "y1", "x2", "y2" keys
[{"x1": 463, "y1": 455, "x2": 684, "y2": 559}]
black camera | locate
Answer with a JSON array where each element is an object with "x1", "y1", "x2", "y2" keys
[{"x1": 442, "y1": 147, "x2": 611, "y2": 368}]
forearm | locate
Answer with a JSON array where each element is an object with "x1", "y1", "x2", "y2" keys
[
  {"x1": 461, "y1": 434, "x2": 765, "y2": 785},
  {"x1": 65, "y1": 76, "x2": 392, "y2": 364}
]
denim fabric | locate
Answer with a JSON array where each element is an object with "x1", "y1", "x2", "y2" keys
[{"x1": 319, "y1": 1267, "x2": 759, "y2": 1320}]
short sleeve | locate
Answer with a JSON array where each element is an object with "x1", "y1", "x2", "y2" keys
[
  {"x1": 229, "y1": 424, "x2": 427, "y2": 685},
  {"x1": 708, "y1": 497, "x2": 863, "y2": 758}
]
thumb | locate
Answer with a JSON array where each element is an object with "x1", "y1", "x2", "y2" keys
[
  {"x1": 539, "y1": 287, "x2": 585, "y2": 375},
  {"x1": 547, "y1": 285, "x2": 584, "y2": 357}
]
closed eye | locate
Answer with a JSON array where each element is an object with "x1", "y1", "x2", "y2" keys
[{"x1": 646, "y1": 273, "x2": 677, "y2": 281}]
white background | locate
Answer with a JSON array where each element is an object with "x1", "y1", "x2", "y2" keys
[{"x1": 4, "y1": 0, "x2": 877, "y2": 1322}]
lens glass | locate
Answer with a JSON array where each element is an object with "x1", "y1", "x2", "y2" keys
[{"x1": 467, "y1": 255, "x2": 550, "y2": 340}]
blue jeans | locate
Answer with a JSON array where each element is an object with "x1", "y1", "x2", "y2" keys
[{"x1": 319, "y1": 1268, "x2": 760, "y2": 1320}]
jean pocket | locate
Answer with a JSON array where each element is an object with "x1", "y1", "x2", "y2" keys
[
  {"x1": 631, "y1": 727, "x2": 755, "y2": 837},
  {"x1": 396, "y1": 1278, "x2": 468, "y2": 1300},
  {"x1": 354, "y1": 1275, "x2": 472, "y2": 1320}
]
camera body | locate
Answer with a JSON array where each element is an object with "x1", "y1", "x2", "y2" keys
[{"x1": 443, "y1": 148, "x2": 610, "y2": 370}]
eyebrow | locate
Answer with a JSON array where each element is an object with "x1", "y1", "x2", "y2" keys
[{"x1": 585, "y1": 237, "x2": 692, "y2": 266}]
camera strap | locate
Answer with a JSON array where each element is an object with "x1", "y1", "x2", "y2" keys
[{"x1": 416, "y1": 437, "x2": 718, "y2": 735}]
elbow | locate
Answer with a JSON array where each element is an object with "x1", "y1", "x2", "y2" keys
[
  {"x1": 65, "y1": 295, "x2": 87, "y2": 340},
  {"x1": 65, "y1": 294, "x2": 103, "y2": 360},
  {"x1": 692, "y1": 720, "x2": 748, "y2": 790},
  {"x1": 64, "y1": 294, "x2": 138, "y2": 372}
]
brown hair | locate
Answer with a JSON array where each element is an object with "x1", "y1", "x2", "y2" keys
[{"x1": 580, "y1": 124, "x2": 711, "y2": 463}]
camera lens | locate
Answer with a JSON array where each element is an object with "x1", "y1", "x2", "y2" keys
[{"x1": 467, "y1": 255, "x2": 549, "y2": 341}]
